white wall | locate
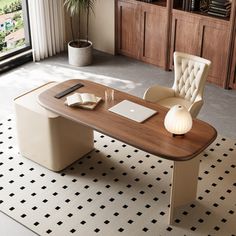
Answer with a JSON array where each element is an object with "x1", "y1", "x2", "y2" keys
[
  {"x1": 88, "y1": 0, "x2": 115, "y2": 55},
  {"x1": 64, "y1": 0, "x2": 115, "y2": 55}
]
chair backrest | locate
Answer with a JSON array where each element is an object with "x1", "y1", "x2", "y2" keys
[{"x1": 172, "y1": 52, "x2": 211, "y2": 103}]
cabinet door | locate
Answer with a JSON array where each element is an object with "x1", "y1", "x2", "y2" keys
[
  {"x1": 199, "y1": 19, "x2": 230, "y2": 87},
  {"x1": 170, "y1": 11, "x2": 200, "y2": 66},
  {"x1": 140, "y1": 5, "x2": 167, "y2": 68},
  {"x1": 116, "y1": 0, "x2": 140, "y2": 59}
]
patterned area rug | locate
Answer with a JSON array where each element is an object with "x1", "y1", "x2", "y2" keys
[{"x1": 0, "y1": 117, "x2": 236, "y2": 236}]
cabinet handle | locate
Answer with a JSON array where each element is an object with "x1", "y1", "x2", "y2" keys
[
  {"x1": 120, "y1": 6, "x2": 123, "y2": 50},
  {"x1": 143, "y1": 11, "x2": 147, "y2": 57},
  {"x1": 233, "y1": 66, "x2": 236, "y2": 84},
  {"x1": 200, "y1": 25, "x2": 205, "y2": 57}
]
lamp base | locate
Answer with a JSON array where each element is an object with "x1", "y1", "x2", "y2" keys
[{"x1": 172, "y1": 133, "x2": 185, "y2": 138}]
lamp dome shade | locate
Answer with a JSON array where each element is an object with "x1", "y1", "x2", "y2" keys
[{"x1": 164, "y1": 105, "x2": 193, "y2": 135}]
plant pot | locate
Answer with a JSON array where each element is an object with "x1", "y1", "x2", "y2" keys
[{"x1": 68, "y1": 39, "x2": 93, "y2": 67}]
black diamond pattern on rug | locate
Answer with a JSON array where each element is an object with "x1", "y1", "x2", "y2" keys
[{"x1": 0, "y1": 117, "x2": 236, "y2": 235}]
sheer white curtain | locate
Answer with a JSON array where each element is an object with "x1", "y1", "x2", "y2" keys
[{"x1": 28, "y1": 0, "x2": 65, "y2": 61}]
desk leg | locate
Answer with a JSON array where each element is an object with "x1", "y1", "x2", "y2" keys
[{"x1": 169, "y1": 156, "x2": 200, "y2": 224}]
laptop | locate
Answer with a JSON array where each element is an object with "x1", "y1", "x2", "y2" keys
[{"x1": 108, "y1": 100, "x2": 157, "y2": 123}]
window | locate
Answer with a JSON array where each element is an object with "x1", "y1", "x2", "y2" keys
[{"x1": 0, "y1": 0, "x2": 31, "y2": 64}]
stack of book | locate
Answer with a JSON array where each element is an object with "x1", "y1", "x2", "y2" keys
[
  {"x1": 208, "y1": 0, "x2": 231, "y2": 18},
  {"x1": 182, "y1": 0, "x2": 200, "y2": 11}
]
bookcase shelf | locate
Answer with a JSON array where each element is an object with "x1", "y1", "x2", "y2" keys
[
  {"x1": 173, "y1": 6, "x2": 230, "y2": 21},
  {"x1": 173, "y1": 7, "x2": 231, "y2": 23},
  {"x1": 149, "y1": 0, "x2": 167, "y2": 7},
  {"x1": 136, "y1": 0, "x2": 167, "y2": 7}
]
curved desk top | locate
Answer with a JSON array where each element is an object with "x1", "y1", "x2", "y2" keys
[{"x1": 38, "y1": 79, "x2": 217, "y2": 161}]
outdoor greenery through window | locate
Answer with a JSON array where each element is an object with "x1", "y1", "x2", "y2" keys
[{"x1": 0, "y1": 0, "x2": 30, "y2": 60}]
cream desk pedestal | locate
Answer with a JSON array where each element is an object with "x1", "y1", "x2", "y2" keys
[{"x1": 14, "y1": 82, "x2": 94, "y2": 171}]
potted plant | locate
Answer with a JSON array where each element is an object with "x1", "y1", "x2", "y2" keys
[{"x1": 64, "y1": 0, "x2": 95, "y2": 66}]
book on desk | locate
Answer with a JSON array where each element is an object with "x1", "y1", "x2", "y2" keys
[{"x1": 65, "y1": 93, "x2": 102, "y2": 110}]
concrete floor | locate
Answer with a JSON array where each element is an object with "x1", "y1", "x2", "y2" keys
[
  {"x1": 0, "y1": 50, "x2": 236, "y2": 235},
  {"x1": 1, "y1": 50, "x2": 236, "y2": 138}
]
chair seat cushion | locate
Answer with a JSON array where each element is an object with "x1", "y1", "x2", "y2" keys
[{"x1": 158, "y1": 97, "x2": 192, "y2": 110}]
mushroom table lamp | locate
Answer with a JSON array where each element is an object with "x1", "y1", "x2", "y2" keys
[{"x1": 164, "y1": 105, "x2": 193, "y2": 137}]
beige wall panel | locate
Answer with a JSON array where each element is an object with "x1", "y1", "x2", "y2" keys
[
  {"x1": 64, "y1": 0, "x2": 115, "y2": 55},
  {"x1": 89, "y1": 0, "x2": 115, "y2": 55}
]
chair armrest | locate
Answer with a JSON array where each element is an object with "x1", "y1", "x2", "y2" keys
[
  {"x1": 143, "y1": 85, "x2": 175, "y2": 102},
  {"x1": 189, "y1": 95, "x2": 203, "y2": 118}
]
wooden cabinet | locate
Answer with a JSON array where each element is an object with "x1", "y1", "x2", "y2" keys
[
  {"x1": 116, "y1": 0, "x2": 236, "y2": 89},
  {"x1": 140, "y1": 4, "x2": 167, "y2": 67},
  {"x1": 116, "y1": 0, "x2": 168, "y2": 68},
  {"x1": 228, "y1": 8, "x2": 236, "y2": 89},
  {"x1": 170, "y1": 10, "x2": 230, "y2": 87},
  {"x1": 116, "y1": 0, "x2": 140, "y2": 59},
  {"x1": 170, "y1": 11, "x2": 200, "y2": 66},
  {"x1": 199, "y1": 19, "x2": 230, "y2": 87}
]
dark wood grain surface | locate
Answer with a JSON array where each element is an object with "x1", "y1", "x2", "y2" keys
[
  {"x1": 116, "y1": 0, "x2": 141, "y2": 59},
  {"x1": 116, "y1": 0, "x2": 167, "y2": 69},
  {"x1": 38, "y1": 79, "x2": 217, "y2": 161},
  {"x1": 140, "y1": 3, "x2": 167, "y2": 68}
]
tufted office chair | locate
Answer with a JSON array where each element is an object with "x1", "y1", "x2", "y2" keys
[{"x1": 143, "y1": 52, "x2": 211, "y2": 118}]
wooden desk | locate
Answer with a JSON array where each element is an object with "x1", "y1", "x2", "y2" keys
[{"x1": 38, "y1": 79, "x2": 217, "y2": 224}]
